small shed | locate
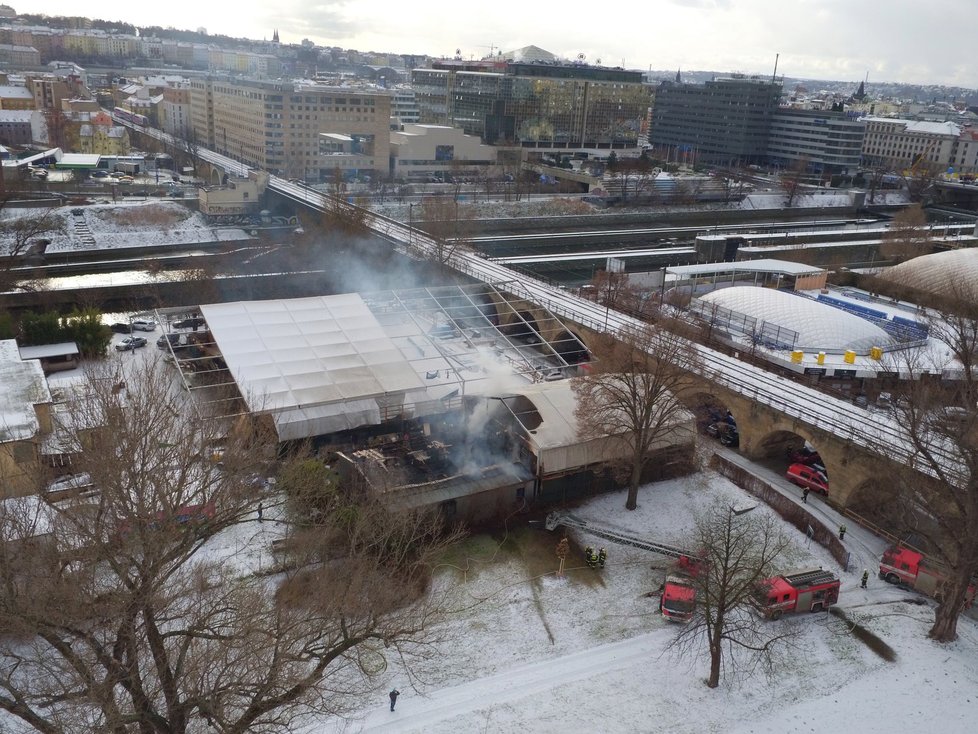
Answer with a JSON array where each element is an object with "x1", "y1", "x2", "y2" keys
[{"x1": 18, "y1": 342, "x2": 79, "y2": 375}]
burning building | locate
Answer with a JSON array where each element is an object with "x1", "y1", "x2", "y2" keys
[{"x1": 156, "y1": 284, "x2": 693, "y2": 521}]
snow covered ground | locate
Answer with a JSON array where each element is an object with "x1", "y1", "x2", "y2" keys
[
  {"x1": 306, "y1": 469, "x2": 976, "y2": 734},
  {"x1": 0, "y1": 200, "x2": 250, "y2": 256}
]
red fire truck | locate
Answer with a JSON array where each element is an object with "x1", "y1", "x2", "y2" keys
[
  {"x1": 660, "y1": 574, "x2": 697, "y2": 622},
  {"x1": 878, "y1": 546, "x2": 976, "y2": 607},
  {"x1": 756, "y1": 569, "x2": 840, "y2": 619}
]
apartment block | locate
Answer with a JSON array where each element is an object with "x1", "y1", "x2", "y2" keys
[
  {"x1": 188, "y1": 77, "x2": 391, "y2": 180},
  {"x1": 861, "y1": 117, "x2": 959, "y2": 170}
]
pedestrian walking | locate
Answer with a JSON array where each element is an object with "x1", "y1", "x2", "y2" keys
[
  {"x1": 802, "y1": 487, "x2": 810, "y2": 503},
  {"x1": 257, "y1": 502, "x2": 263, "y2": 522},
  {"x1": 838, "y1": 523, "x2": 846, "y2": 540},
  {"x1": 861, "y1": 569, "x2": 869, "y2": 589},
  {"x1": 389, "y1": 689, "x2": 399, "y2": 712}
]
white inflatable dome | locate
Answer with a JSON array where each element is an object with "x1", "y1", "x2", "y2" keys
[{"x1": 698, "y1": 286, "x2": 891, "y2": 353}]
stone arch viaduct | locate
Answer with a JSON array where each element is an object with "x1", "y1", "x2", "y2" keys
[{"x1": 129, "y1": 129, "x2": 926, "y2": 514}]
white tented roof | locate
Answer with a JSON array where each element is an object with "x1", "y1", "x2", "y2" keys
[
  {"x1": 201, "y1": 295, "x2": 443, "y2": 440},
  {"x1": 697, "y1": 286, "x2": 890, "y2": 352},
  {"x1": 499, "y1": 382, "x2": 632, "y2": 475}
]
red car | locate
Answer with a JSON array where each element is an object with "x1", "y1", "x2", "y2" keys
[{"x1": 785, "y1": 463, "x2": 829, "y2": 496}]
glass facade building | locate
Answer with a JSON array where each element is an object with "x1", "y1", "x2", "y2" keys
[{"x1": 413, "y1": 60, "x2": 650, "y2": 150}]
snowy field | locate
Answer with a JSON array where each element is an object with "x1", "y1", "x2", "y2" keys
[
  {"x1": 0, "y1": 200, "x2": 250, "y2": 256},
  {"x1": 306, "y1": 472, "x2": 976, "y2": 734}
]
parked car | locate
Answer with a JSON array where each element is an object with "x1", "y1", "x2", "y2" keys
[
  {"x1": 91, "y1": 170, "x2": 110, "y2": 178},
  {"x1": 157, "y1": 333, "x2": 186, "y2": 349},
  {"x1": 118, "y1": 176, "x2": 134, "y2": 184},
  {"x1": 110, "y1": 322, "x2": 133, "y2": 334},
  {"x1": 47, "y1": 472, "x2": 94, "y2": 494},
  {"x1": 720, "y1": 427, "x2": 740, "y2": 447},
  {"x1": 130, "y1": 319, "x2": 157, "y2": 332},
  {"x1": 115, "y1": 336, "x2": 148, "y2": 351},
  {"x1": 787, "y1": 445, "x2": 822, "y2": 466},
  {"x1": 172, "y1": 316, "x2": 205, "y2": 330},
  {"x1": 785, "y1": 463, "x2": 829, "y2": 496}
]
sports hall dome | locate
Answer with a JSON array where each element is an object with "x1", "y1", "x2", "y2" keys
[
  {"x1": 879, "y1": 249, "x2": 978, "y2": 296},
  {"x1": 697, "y1": 286, "x2": 891, "y2": 353}
]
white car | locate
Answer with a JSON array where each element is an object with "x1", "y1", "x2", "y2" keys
[
  {"x1": 130, "y1": 319, "x2": 157, "y2": 332},
  {"x1": 47, "y1": 473, "x2": 94, "y2": 493}
]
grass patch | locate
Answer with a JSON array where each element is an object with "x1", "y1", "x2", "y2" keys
[
  {"x1": 829, "y1": 607, "x2": 897, "y2": 662},
  {"x1": 93, "y1": 204, "x2": 192, "y2": 228}
]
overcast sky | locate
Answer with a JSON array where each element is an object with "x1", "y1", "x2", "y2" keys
[{"x1": 26, "y1": 0, "x2": 978, "y2": 88}]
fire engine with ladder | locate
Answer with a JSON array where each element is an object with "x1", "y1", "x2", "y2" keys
[
  {"x1": 546, "y1": 512, "x2": 841, "y2": 623},
  {"x1": 755, "y1": 569, "x2": 840, "y2": 619},
  {"x1": 544, "y1": 512, "x2": 701, "y2": 623},
  {"x1": 879, "y1": 546, "x2": 976, "y2": 607}
]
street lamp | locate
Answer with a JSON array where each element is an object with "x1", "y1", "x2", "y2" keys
[{"x1": 408, "y1": 202, "x2": 414, "y2": 251}]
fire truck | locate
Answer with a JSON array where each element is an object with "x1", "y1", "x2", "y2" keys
[
  {"x1": 756, "y1": 569, "x2": 840, "y2": 619},
  {"x1": 544, "y1": 512, "x2": 700, "y2": 622},
  {"x1": 878, "y1": 546, "x2": 976, "y2": 606},
  {"x1": 660, "y1": 574, "x2": 697, "y2": 622}
]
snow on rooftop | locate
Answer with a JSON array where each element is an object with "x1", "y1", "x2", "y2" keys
[
  {"x1": 668, "y1": 259, "x2": 826, "y2": 277},
  {"x1": 0, "y1": 339, "x2": 51, "y2": 443}
]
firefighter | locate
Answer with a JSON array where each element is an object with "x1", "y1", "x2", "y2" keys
[
  {"x1": 838, "y1": 523, "x2": 847, "y2": 540},
  {"x1": 598, "y1": 547, "x2": 607, "y2": 569},
  {"x1": 802, "y1": 487, "x2": 810, "y2": 503},
  {"x1": 585, "y1": 546, "x2": 595, "y2": 568},
  {"x1": 861, "y1": 569, "x2": 869, "y2": 589}
]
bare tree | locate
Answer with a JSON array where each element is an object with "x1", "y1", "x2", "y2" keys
[
  {"x1": 0, "y1": 196, "x2": 66, "y2": 292},
  {"x1": 870, "y1": 275, "x2": 978, "y2": 642},
  {"x1": 416, "y1": 197, "x2": 470, "y2": 271},
  {"x1": 582, "y1": 269, "x2": 651, "y2": 320},
  {"x1": 780, "y1": 156, "x2": 810, "y2": 208},
  {"x1": 572, "y1": 326, "x2": 699, "y2": 510},
  {"x1": 671, "y1": 506, "x2": 792, "y2": 688},
  {"x1": 0, "y1": 360, "x2": 463, "y2": 733},
  {"x1": 880, "y1": 204, "x2": 931, "y2": 262}
]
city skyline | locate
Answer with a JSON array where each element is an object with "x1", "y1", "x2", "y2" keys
[{"x1": 21, "y1": 0, "x2": 978, "y2": 89}]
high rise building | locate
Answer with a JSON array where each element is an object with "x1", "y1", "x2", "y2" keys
[
  {"x1": 412, "y1": 57, "x2": 650, "y2": 151},
  {"x1": 649, "y1": 75, "x2": 783, "y2": 166}
]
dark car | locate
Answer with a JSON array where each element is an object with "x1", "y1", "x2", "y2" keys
[
  {"x1": 115, "y1": 336, "x2": 148, "y2": 351},
  {"x1": 720, "y1": 427, "x2": 740, "y2": 448},
  {"x1": 92, "y1": 170, "x2": 110, "y2": 178},
  {"x1": 110, "y1": 322, "x2": 133, "y2": 334},
  {"x1": 172, "y1": 316, "x2": 205, "y2": 330},
  {"x1": 787, "y1": 447, "x2": 823, "y2": 466},
  {"x1": 156, "y1": 333, "x2": 186, "y2": 349}
]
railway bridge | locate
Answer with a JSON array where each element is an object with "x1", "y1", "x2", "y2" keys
[{"x1": 130, "y1": 130, "x2": 937, "y2": 511}]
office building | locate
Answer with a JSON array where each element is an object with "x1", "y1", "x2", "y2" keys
[
  {"x1": 649, "y1": 75, "x2": 783, "y2": 167},
  {"x1": 413, "y1": 56, "x2": 650, "y2": 150},
  {"x1": 766, "y1": 109, "x2": 866, "y2": 175}
]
